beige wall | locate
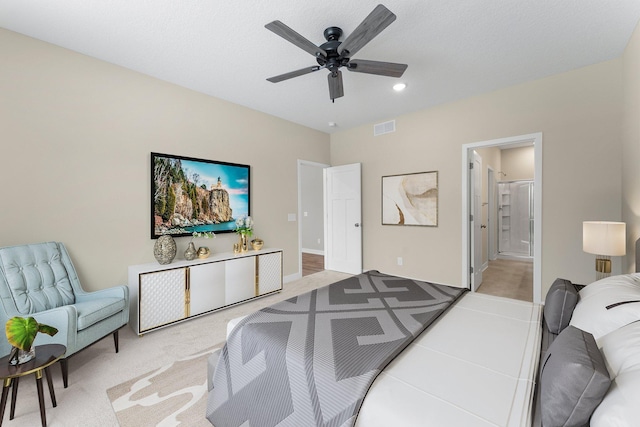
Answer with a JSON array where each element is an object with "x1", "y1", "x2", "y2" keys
[
  {"x1": 0, "y1": 29, "x2": 330, "y2": 290},
  {"x1": 330, "y1": 59, "x2": 623, "y2": 294},
  {"x1": 623, "y1": 21, "x2": 640, "y2": 273},
  {"x1": 500, "y1": 146, "x2": 534, "y2": 181}
]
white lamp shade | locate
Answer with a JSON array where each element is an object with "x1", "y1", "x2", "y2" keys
[{"x1": 583, "y1": 221, "x2": 626, "y2": 256}]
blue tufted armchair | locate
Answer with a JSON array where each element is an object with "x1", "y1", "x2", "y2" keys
[{"x1": 0, "y1": 242, "x2": 129, "y2": 387}]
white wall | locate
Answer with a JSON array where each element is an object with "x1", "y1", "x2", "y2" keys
[
  {"x1": 330, "y1": 60, "x2": 623, "y2": 295},
  {"x1": 300, "y1": 163, "x2": 325, "y2": 253},
  {"x1": 0, "y1": 29, "x2": 330, "y2": 290},
  {"x1": 622, "y1": 20, "x2": 640, "y2": 273}
]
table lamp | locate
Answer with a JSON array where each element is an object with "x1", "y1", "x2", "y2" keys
[{"x1": 583, "y1": 221, "x2": 626, "y2": 280}]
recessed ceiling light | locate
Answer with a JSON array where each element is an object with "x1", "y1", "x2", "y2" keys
[
  {"x1": 328, "y1": 122, "x2": 337, "y2": 127},
  {"x1": 393, "y1": 83, "x2": 407, "y2": 92}
]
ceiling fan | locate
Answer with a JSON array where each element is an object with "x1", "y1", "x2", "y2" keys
[{"x1": 265, "y1": 4, "x2": 408, "y2": 102}]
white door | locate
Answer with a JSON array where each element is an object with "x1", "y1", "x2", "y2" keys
[
  {"x1": 324, "y1": 163, "x2": 362, "y2": 274},
  {"x1": 471, "y1": 151, "x2": 483, "y2": 291}
]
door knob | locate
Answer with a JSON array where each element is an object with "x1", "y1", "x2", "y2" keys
[
  {"x1": 480, "y1": 224, "x2": 487, "y2": 229},
  {"x1": 354, "y1": 223, "x2": 360, "y2": 227}
]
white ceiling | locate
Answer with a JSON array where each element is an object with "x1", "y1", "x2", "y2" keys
[{"x1": 2, "y1": 1, "x2": 640, "y2": 133}]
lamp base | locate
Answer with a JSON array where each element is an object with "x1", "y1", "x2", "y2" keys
[{"x1": 595, "y1": 255, "x2": 611, "y2": 281}]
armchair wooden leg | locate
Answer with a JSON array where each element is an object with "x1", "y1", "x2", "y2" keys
[
  {"x1": 113, "y1": 330, "x2": 119, "y2": 353},
  {"x1": 60, "y1": 359, "x2": 68, "y2": 389}
]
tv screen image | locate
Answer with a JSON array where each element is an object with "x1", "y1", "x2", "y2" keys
[{"x1": 151, "y1": 152, "x2": 250, "y2": 238}]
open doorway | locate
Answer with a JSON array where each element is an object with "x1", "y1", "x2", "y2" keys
[
  {"x1": 297, "y1": 160, "x2": 329, "y2": 277},
  {"x1": 462, "y1": 133, "x2": 542, "y2": 304},
  {"x1": 297, "y1": 161, "x2": 363, "y2": 278}
]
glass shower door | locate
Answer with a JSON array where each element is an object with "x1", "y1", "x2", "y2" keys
[{"x1": 498, "y1": 181, "x2": 533, "y2": 258}]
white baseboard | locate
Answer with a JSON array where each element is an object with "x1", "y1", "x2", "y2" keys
[
  {"x1": 302, "y1": 248, "x2": 325, "y2": 256},
  {"x1": 284, "y1": 272, "x2": 302, "y2": 283}
]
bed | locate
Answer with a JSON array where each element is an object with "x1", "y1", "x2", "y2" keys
[{"x1": 206, "y1": 268, "x2": 640, "y2": 427}]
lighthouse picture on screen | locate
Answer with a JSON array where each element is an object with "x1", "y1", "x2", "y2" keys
[{"x1": 151, "y1": 152, "x2": 250, "y2": 238}]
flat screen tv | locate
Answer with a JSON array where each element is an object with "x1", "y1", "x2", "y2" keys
[{"x1": 151, "y1": 152, "x2": 250, "y2": 238}]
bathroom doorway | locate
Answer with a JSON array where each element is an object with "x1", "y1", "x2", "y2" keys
[{"x1": 462, "y1": 132, "x2": 542, "y2": 304}]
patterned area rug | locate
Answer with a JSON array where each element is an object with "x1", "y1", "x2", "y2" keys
[{"x1": 107, "y1": 345, "x2": 223, "y2": 427}]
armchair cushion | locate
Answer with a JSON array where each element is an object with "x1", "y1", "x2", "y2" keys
[
  {"x1": 0, "y1": 242, "x2": 75, "y2": 313},
  {"x1": 75, "y1": 297, "x2": 126, "y2": 331}
]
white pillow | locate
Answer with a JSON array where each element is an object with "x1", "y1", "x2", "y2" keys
[
  {"x1": 590, "y1": 370, "x2": 640, "y2": 427},
  {"x1": 599, "y1": 320, "x2": 640, "y2": 377},
  {"x1": 226, "y1": 315, "x2": 247, "y2": 339},
  {"x1": 569, "y1": 274, "x2": 640, "y2": 342}
]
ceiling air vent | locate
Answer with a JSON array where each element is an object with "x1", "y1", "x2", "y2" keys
[{"x1": 374, "y1": 120, "x2": 396, "y2": 136}]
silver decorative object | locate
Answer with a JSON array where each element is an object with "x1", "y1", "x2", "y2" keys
[
  {"x1": 8, "y1": 346, "x2": 35, "y2": 366},
  {"x1": 153, "y1": 235, "x2": 177, "y2": 264},
  {"x1": 184, "y1": 241, "x2": 197, "y2": 261}
]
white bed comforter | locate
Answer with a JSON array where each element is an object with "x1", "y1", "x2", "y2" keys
[{"x1": 355, "y1": 292, "x2": 542, "y2": 427}]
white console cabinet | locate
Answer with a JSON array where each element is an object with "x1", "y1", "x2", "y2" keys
[{"x1": 128, "y1": 248, "x2": 282, "y2": 335}]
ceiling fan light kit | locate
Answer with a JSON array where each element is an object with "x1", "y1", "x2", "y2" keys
[{"x1": 265, "y1": 4, "x2": 408, "y2": 102}]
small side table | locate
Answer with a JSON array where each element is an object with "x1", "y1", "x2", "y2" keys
[{"x1": 0, "y1": 344, "x2": 66, "y2": 427}]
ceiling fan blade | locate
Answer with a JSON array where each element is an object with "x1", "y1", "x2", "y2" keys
[
  {"x1": 267, "y1": 66, "x2": 322, "y2": 83},
  {"x1": 338, "y1": 4, "x2": 396, "y2": 58},
  {"x1": 265, "y1": 20, "x2": 327, "y2": 58},
  {"x1": 347, "y1": 59, "x2": 407, "y2": 77},
  {"x1": 328, "y1": 70, "x2": 344, "y2": 101}
]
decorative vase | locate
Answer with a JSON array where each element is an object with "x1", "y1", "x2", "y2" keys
[
  {"x1": 184, "y1": 241, "x2": 197, "y2": 261},
  {"x1": 154, "y1": 235, "x2": 177, "y2": 265},
  {"x1": 239, "y1": 234, "x2": 248, "y2": 253},
  {"x1": 197, "y1": 247, "x2": 211, "y2": 259},
  {"x1": 251, "y1": 238, "x2": 264, "y2": 251},
  {"x1": 8, "y1": 346, "x2": 35, "y2": 366}
]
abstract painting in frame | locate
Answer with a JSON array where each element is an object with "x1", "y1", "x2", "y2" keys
[{"x1": 382, "y1": 171, "x2": 438, "y2": 226}]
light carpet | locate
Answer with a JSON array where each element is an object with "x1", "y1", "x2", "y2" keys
[
  {"x1": 5, "y1": 270, "x2": 351, "y2": 427},
  {"x1": 107, "y1": 345, "x2": 223, "y2": 427}
]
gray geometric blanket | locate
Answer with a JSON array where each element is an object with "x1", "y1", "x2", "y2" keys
[{"x1": 206, "y1": 270, "x2": 466, "y2": 427}]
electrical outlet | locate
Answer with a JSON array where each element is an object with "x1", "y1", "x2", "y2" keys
[
  {"x1": 317, "y1": 238, "x2": 321, "y2": 244},
  {"x1": 397, "y1": 257, "x2": 403, "y2": 266}
]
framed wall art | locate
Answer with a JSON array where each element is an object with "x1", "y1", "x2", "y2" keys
[{"x1": 382, "y1": 171, "x2": 438, "y2": 226}]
